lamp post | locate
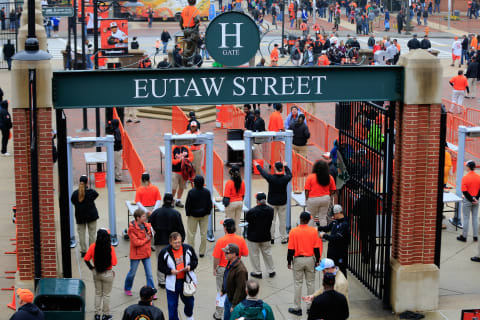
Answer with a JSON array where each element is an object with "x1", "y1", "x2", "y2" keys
[{"x1": 281, "y1": 0, "x2": 285, "y2": 57}]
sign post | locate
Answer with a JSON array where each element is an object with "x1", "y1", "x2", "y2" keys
[{"x1": 42, "y1": 6, "x2": 74, "y2": 17}]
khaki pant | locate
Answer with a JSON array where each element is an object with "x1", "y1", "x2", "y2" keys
[
  {"x1": 172, "y1": 172, "x2": 185, "y2": 190},
  {"x1": 77, "y1": 220, "x2": 97, "y2": 253},
  {"x1": 191, "y1": 148, "x2": 204, "y2": 174},
  {"x1": 93, "y1": 269, "x2": 114, "y2": 315},
  {"x1": 292, "y1": 256, "x2": 316, "y2": 310},
  {"x1": 114, "y1": 150, "x2": 122, "y2": 180},
  {"x1": 214, "y1": 266, "x2": 226, "y2": 319},
  {"x1": 307, "y1": 195, "x2": 331, "y2": 227},
  {"x1": 187, "y1": 215, "x2": 209, "y2": 255},
  {"x1": 155, "y1": 244, "x2": 167, "y2": 285},
  {"x1": 126, "y1": 107, "x2": 137, "y2": 121},
  {"x1": 451, "y1": 90, "x2": 465, "y2": 108},
  {"x1": 468, "y1": 78, "x2": 477, "y2": 98},
  {"x1": 248, "y1": 240, "x2": 275, "y2": 274},
  {"x1": 225, "y1": 201, "x2": 243, "y2": 235},
  {"x1": 293, "y1": 145, "x2": 308, "y2": 158},
  {"x1": 270, "y1": 204, "x2": 287, "y2": 241}
]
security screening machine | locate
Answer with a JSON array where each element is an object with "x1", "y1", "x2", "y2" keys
[
  {"x1": 449, "y1": 126, "x2": 480, "y2": 228},
  {"x1": 67, "y1": 136, "x2": 118, "y2": 246},
  {"x1": 164, "y1": 132, "x2": 215, "y2": 241},
  {"x1": 243, "y1": 130, "x2": 293, "y2": 231}
]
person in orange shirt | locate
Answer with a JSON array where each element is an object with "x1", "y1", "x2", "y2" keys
[
  {"x1": 268, "y1": 103, "x2": 285, "y2": 131},
  {"x1": 270, "y1": 43, "x2": 279, "y2": 63},
  {"x1": 304, "y1": 160, "x2": 336, "y2": 227},
  {"x1": 444, "y1": 147, "x2": 452, "y2": 187},
  {"x1": 223, "y1": 165, "x2": 246, "y2": 235},
  {"x1": 458, "y1": 161, "x2": 480, "y2": 243},
  {"x1": 185, "y1": 120, "x2": 203, "y2": 174},
  {"x1": 84, "y1": 228, "x2": 118, "y2": 320},
  {"x1": 134, "y1": 173, "x2": 162, "y2": 215},
  {"x1": 449, "y1": 69, "x2": 470, "y2": 108},
  {"x1": 172, "y1": 145, "x2": 194, "y2": 208},
  {"x1": 317, "y1": 53, "x2": 330, "y2": 65},
  {"x1": 212, "y1": 218, "x2": 249, "y2": 320},
  {"x1": 287, "y1": 211, "x2": 322, "y2": 316}
]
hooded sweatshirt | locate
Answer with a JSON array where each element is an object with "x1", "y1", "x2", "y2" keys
[
  {"x1": 0, "y1": 100, "x2": 12, "y2": 130},
  {"x1": 9, "y1": 303, "x2": 45, "y2": 320},
  {"x1": 230, "y1": 299, "x2": 275, "y2": 320},
  {"x1": 185, "y1": 175, "x2": 213, "y2": 218}
]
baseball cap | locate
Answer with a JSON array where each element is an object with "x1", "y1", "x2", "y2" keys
[
  {"x1": 223, "y1": 218, "x2": 235, "y2": 228},
  {"x1": 140, "y1": 286, "x2": 157, "y2": 299},
  {"x1": 79, "y1": 175, "x2": 88, "y2": 184},
  {"x1": 256, "y1": 192, "x2": 266, "y2": 201},
  {"x1": 222, "y1": 243, "x2": 239, "y2": 255},
  {"x1": 466, "y1": 160, "x2": 476, "y2": 170},
  {"x1": 316, "y1": 258, "x2": 335, "y2": 271},
  {"x1": 323, "y1": 272, "x2": 336, "y2": 286},
  {"x1": 110, "y1": 22, "x2": 117, "y2": 28},
  {"x1": 333, "y1": 204, "x2": 343, "y2": 214},
  {"x1": 16, "y1": 288, "x2": 34, "y2": 303},
  {"x1": 189, "y1": 111, "x2": 196, "y2": 117},
  {"x1": 190, "y1": 121, "x2": 198, "y2": 127}
]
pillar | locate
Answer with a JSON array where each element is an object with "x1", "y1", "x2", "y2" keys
[
  {"x1": 17, "y1": 0, "x2": 47, "y2": 52},
  {"x1": 390, "y1": 50, "x2": 443, "y2": 312}
]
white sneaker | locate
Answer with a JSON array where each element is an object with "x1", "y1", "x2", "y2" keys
[
  {"x1": 186, "y1": 316, "x2": 194, "y2": 320},
  {"x1": 2, "y1": 152, "x2": 10, "y2": 156}
]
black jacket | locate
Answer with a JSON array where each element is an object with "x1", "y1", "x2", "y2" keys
[
  {"x1": 158, "y1": 243, "x2": 198, "y2": 275},
  {"x1": 256, "y1": 165, "x2": 292, "y2": 205},
  {"x1": 0, "y1": 100, "x2": 12, "y2": 130},
  {"x1": 111, "y1": 119, "x2": 122, "y2": 151},
  {"x1": 185, "y1": 176, "x2": 213, "y2": 218},
  {"x1": 149, "y1": 205, "x2": 185, "y2": 245},
  {"x1": 367, "y1": 36, "x2": 375, "y2": 47},
  {"x1": 172, "y1": 146, "x2": 192, "y2": 172},
  {"x1": 9, "y1": 303, "x2": 45, "y2": 320},
  {"x1": 318, "y1": 217, "x2": 349, "y2": 260},
  {"x1": 307, "y1": 290, "x2": 349, "y2": 320},
  {"x1": 420, "y1": 39, "x2": 431, "y2": 49},
  {"x1": 407, "y1": 38, "x2": 420, "y2": 50},
  {"x1": 246, "y1": 204, "x2": 274, "y2": 242},
  {"x1": 245, "y1": 111, "x2": 255, "y2": 131},
  {"x1": 3, "y1": 43, "x2": 15, "y2": 59},
  {"x1": 161, "y1": 31, "x2": 171, "y2": 43},
  {"x1": 253, "y1": 116, "x2": 265, "y2": 132},
  {"x1": 462, "y1": 37, "x2": 469, "y2": 50},
  {"x1": 71, "y1": 188, "x2": 99, "y2": 224},
  {"x1": 289, "y1": 121, "x2": 310, "y2": 146},
  {"x1": 466, "y1": 61, "x2": 479, "y2": 79},
  {"x1": 122, "y1": 301, "x2": 165, "y2": 320}
]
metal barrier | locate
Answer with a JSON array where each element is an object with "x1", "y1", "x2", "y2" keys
[
  {"x1": 446, "y1": 113, "x2": 474, "y2": 146},
  {"x1": 465, "y1": 108, "x2": 480, "y2": 126},
  {"x1": 172, "y1": 106, "x2": 190, "y2": 134},
  {"x1": 326, "y1": 124, "x2": 339, "y2": 153},
  {"x1": 216, "y1": 105, "x2": 245, "y2": 129},
  {"x1": 291, "y1": 152, "x2": 313, "y2": 193},
  {"x1": 442, "y1": 98, "x2": 466, "y2": 116}
]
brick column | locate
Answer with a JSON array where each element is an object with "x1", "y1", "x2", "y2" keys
[{"x1": 390, "y1": 50, "x2": 443, "y2": 312}]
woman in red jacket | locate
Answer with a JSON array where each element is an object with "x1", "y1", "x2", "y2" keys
[
  {"x1": 223, "y1": 165, "x2": 245, "y2": 235},
  {"x1": 124, "y1": 209, "x2": 156, "y2": 298}
]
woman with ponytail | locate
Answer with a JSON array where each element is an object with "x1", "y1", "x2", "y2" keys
[
  {"x1": 223, "y1": 165, "x2": 245, "y2": 235},
  {"x1": 84, "y1": 229, "x2": 117, "y2": 320},
  {"x1": 71, "y1": 175, "x2": 99, "y2": 257}
]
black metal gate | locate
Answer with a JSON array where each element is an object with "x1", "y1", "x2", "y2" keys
[
  {"x1": 0, "y1": 1, "x2": 20, "y2": 69},
  {"x1": 335, "y1": 101, "x2": 396, "y2": 306}
]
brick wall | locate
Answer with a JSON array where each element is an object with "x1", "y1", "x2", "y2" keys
[
  {"x1": 13, "y1": 107, "x2": 56, "y2": 280},
  {"x1": 440, "y1": 0, "x2": 468, "y2": 13},
  {"x1": 392, "y1": 104, "x2": 442, "y2": 265}
]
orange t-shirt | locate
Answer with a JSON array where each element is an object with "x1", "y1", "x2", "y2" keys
[
  {"x1": 288, "y1": 224, "x2": 322, "y2": 257},
  {"x1": 450, "y1": 75, "x2": 468, "y2": 90},
  {"x1": 444, "y1": 151, "x2": 452, "y2": 185},
  {"x1": 304, "y1": 174, "x2": 336, "y2": 197},
  {"x1": 173, "y1": 246, "x2": 185, "y2": 279},
  {"x1": 181, "y1": 6, "x2": 198, "y2": 28},
  {"x1": 84, "y1": 243, "x2": 118, "y2": 270},
  {"x1": 135, "y1": 184, "x2": 161, "y2": 207},
  {"x1": 471, "y1": 37, "x2": 478, "y2": 50},
  {"x1": 268, "y1": 111, "x2": 284, "y2": 132},
  {"x1": 212, "y1": 233, "x2": 249, "y2": 267},
  {"x1": 461, "y1": 171, "x2": 480, "y2": 197},
  {"x1": 270, "y1": 47, "x2": 279, "y2": 61},
  {"x1": 318, "y1": 55, "x2": 330, "y2": 66},
  {"x1": 224, "y1": 179, "x2": 245, "y2": 202}
]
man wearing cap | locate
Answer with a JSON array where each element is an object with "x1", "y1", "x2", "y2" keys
[
  {"x1": 307, "y1": 273, "x2": 349, "y2": 320},
  {"x1": 458, "y1": 161, "x2": 480, "y2": 242},
  {"x1": 149, "y1": 193, "x2": 185, "y2": 289},
  {"x1": 222, "y1": 243, "x2": 249, "y2": 320},
  {"x1": 305, "y1": 258, "x2": 348, "y2": 304},
  {"x1": 9, "y1": 288, "x2": 44, "y2": 320},
  {"x1": 287, "y1": 212, "x2": 322, "y2": 316},
  {"x1": 252, "y1": 109, "x2": 266, "y2": 160},
  {"x1": 254, "y1": 161, "x2": 292, "y2": 244},
  {"x1": 246, "y1": 192, "x2": 275, "y2": 279},
  {"x1": 106, "y1": 22, "x2": 127, "y2": 48},
  {"x1": 185, "y1": 121, "x2": 203, "y2": 174},
  {"x1": 318, "y1": 204, "x2": 349, "y2": 277},
  {"x1": 451, "y1": 36, "x2": 463, "y2": 67},
  {"x1": 121, "y1": 286, "x2": 165, "y2": 320},
  {"x1": 212, "y1": 219, "x2": 248, "y2": 320}
]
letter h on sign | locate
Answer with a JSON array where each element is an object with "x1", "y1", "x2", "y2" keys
[{"x1": 218, "y1": 23, "x2": 244, "y2": 49}]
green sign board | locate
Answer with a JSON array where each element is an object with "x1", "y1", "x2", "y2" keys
[
  {"x1": 52, "y1": 66, "x2": 403, "y2": 109},
  {"x1": 205, "y1": 12, "x2": 260, "y2": 67},
  {"x1": 42, "y1": 6, "x2": 74, "y2": 17}
]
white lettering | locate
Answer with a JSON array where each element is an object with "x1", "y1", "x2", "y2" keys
[
  {"x1": 219, "y1": 23, "x2": 243, "y2": 49},
  {"x1": 184, "y1": 79, "x2": 202, "y2": 97},
  {"x1": 150, "y1": 79, "x2": 167, "y2": 98},
  {"x1": 311, "y1": 76, "x2": 327, "y2": 94},
  {"x1": 133, "y1": 79, "x2": 149, "y2": 98},
  {"x1": 201, "y1": 77, "x2": 225, "y2": 96},
  {"x1": 246, "y1": 77, "x2": 263, "y2": 96},
  {"x1": 297, "y1": 76, "x2": 311, "y2": 95},
  {"x1": 233, "y1": 77, "x2": 245, "y2": 96},
  {"x1": 280, "y1": 77, "x2": 295, "y2": 95},
  {"x1": 264, "y1": 77, "x2": 279, "y2": 95},
  {"x1": 169, "y1": 78, "x2": 185, "y2": 97}
]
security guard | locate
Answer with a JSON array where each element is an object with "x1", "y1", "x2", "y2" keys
[{"x1": 458, "y1": 161, "x2": 480, "y2": 242}]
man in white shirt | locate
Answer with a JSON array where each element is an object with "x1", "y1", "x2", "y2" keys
[
  {"x1": 451, "y1": 36, "x2": 462, "y2": 68},
  {"x1": 107, "y1": 22, "x2": 128, "y2": 48}
]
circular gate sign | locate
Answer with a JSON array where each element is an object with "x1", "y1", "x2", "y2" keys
[{"x1": 205, "y1": 11, "x2": 260, "y2": 67}]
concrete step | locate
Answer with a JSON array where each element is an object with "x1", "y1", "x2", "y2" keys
[{"x1": 137, "y1": 105, "x2": 217, "y2": 123}]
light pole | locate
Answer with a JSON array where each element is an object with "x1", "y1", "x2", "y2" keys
[{"x1": 281, "y1": 0, "x2": 285, "y2": 56}]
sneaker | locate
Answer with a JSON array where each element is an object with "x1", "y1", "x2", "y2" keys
[
  {"x1": 457, "y1": 235, "x2": 467, "y2": 242},
  {"x1": 95, "y1": 315, "x2": 101, "y2": 320},
  {"x1": 115, "y1": 179, "x2": 122, "y2": 183},
  {"x1": 474, "y1": 237, "x2": 478, "y2": 242},
  {"x1": 269, "y1": 272, "x2": 276, "y2": 278},
  {"x1": 288, "y1": 308, "x2": 302, "y2": 316},
  {"x1": 102, "y1": 315, "x2": 112, "y2": 320},
  {"x1": 471, "y1": 256, "x2": 480, "y2": 262},
  {"x1": 126, "y1": 119, "x2": 133, "y2": 123},
  {"x1": 199, "y1": 254, "x2": 205, "y2": 258},
  {"x1": 213, "y1": 314, "x2": 221, "y2": 320},
  {"x1": 2, "y1": 152, "x2": 10, "y2": 156},
  {"x1": 125, "y1": 289, "x2": 133, "y2": 296},
  {"x1": 153, "y1": 295, "x2": 158, "y2": 300},
  {"x1": 81, "y1": 252, "x2": 86, "y2": 258},
  {"x1": 134, "y1": 120, "x2": 141, "y2": 123},
  {"x1": 175, "y1": 200, "x2": 184, "y2": 208},
  {"x1": 250, "y1": 272, "x2": 262, "y2": 279},
  {"x1": 281, "y1": 238, "x2": 288, "y2": 244}
]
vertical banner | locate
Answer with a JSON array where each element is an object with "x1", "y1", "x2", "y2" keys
[{"x1": 100, "y1": 19, "x2": 129, "y2": 55}]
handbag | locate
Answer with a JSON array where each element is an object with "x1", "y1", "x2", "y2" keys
[
  {"x1": 183, "y1": 272, "x2": 197, "y2": 296},
  {"x1": 222, "y1": 196, "x2": 230, "y2": 207}
]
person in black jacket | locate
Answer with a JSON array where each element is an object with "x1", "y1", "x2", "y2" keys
[
  {"x1": 9, "y1": 288, "x2": 45, "y2": 320},
  {"x1": 122, "y1": 286, "x2": 165, "y2": 320},
  {"x1": 71, "y1": 175, "x2": 99, "y2": 257},
  {"x1": 243, "y1": 104, "x2": 255, "y2": 131},
  {"x1": 149, "y1": 193, "x2": 185, "y2": 288},
  {"x1": 254, "y1": 161, "x2": 292, "y2": 244},
  {"x1": 3, "y1": 39, "x2": 15, "y2": 70},
  {"x1": 289, "y1": 114, "x2": 310, "y2": 158},
  {"x1": 318, "y1": 204, "x2": 349, "y2": 277},
  {"x1": 0, "y1": 95, "x2": 12, "y2": 155},
  {"x1": 420, "y1": 35, "x2": 431, "y2": 49},
  {"x1": 161, "y1": 29, "x2": 172, "y2": 54},
  {"x1": 307, "y1": 273, "x2": 349, "y2": 320},
  {"x1": 466, "y1": 57, "x2": 478, "y2": 99},
  {"x1": 246, "y1": 192, "x2": 275, "y2": 279},
  {"x1": 111, "y1": 118, "x2": 123, "y2": 182},
  {"x1": 252, "y1": 109, "x2": 266, "y2": 159},
  {"x1": 185, "y1": 175, "x2": 212, "y2": 258},
  {"x1": 407, "y1": 34, "x2": 420, "y2": 50}
]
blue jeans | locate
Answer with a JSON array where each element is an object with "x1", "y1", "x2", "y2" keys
[
  {"x1": 86, "y1": 54, "x2": 93, "y2": 69},
  {"x1": 434, "y1": 3, "x2": 440, "y2": 12},
  {"x1": 328, "y1": 11, "x2": 333, "y2": 22},
  {"x1": 461, "y1": 49, "x2": 469, "y2": 65},
  {"x1": 424, "y1": 17, "x2": 427, "y2": 25},
  {"x1": 162, "y1": 41, "x2": 168, "y2": 54},
  {"x1": 45, "y1": 25, "x2": 52, "y2": 38},
  {"x1": 166, "y1": 279, "x2": 194, "y2": 320},
  {"x1": 363, "y1": 24, "x2": 368, "y2": 34},
  {"x1": 223, "y1": 296, "x2": 232, "y2": 320},
  {"x1": 417, "y1": 16, "x2": 421, "y2": 24},
  {"x1": 124, "y1": 257, "x2": 155, "y2": 291},
  {"x1": 201, "y1": 48, "x2": 209, "y2": 59}
]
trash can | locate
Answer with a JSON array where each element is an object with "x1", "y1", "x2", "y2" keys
[{"x1": 34, "y1": 278, "x2": 86, "y2": 320}]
